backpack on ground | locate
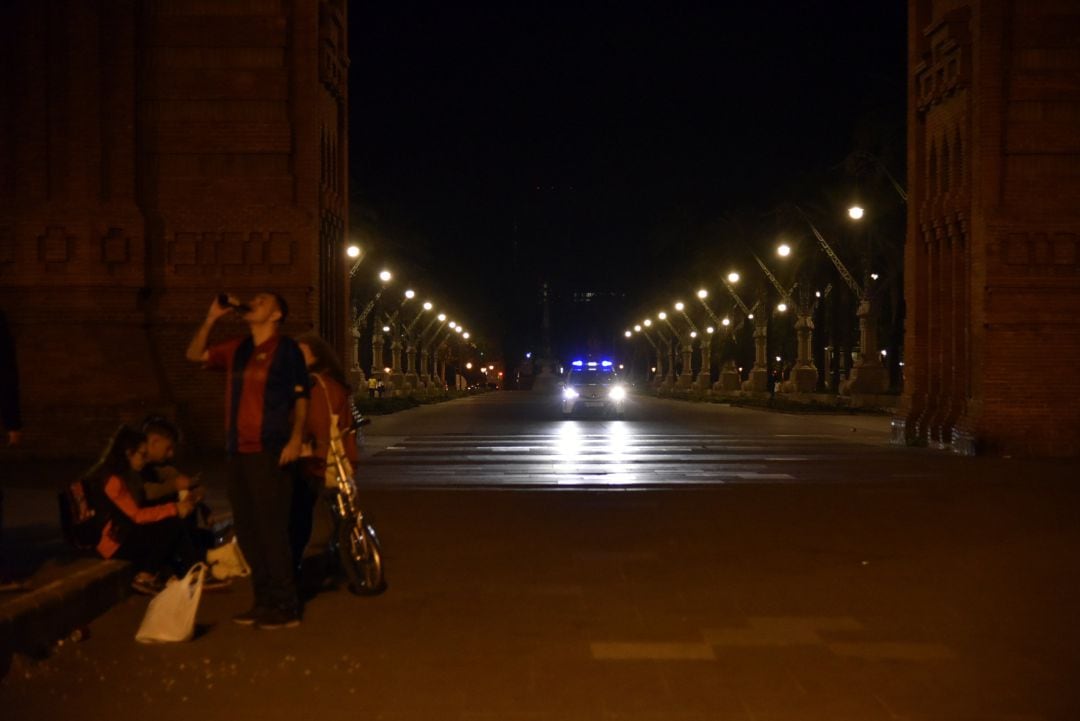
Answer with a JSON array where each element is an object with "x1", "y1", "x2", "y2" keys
[{"x1": 57, "y1": 475, "x2": 103, "y2": 550}]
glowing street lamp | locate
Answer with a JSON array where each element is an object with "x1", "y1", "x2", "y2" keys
[
  {"x1": 423, "y1": 301, "x2": 433, "y2": 310},
  {"x1": 624, "y1": 330, "x2": 632, "y2": 338},
  {"x1": 346, "y1": 244, "x2": 361, "y2": 258},
  {"x1": 848, "y1": 205, "x2": 865, "y2": 220},
  {"x1": 379, "y1": 269, "x2": 392, "y2": 282},
  {"x1": 634, "y1": 324, "x2": 642, "y2": 332},
  {"x1": 674, "y1": 301, "x2": 685, "y2": 311},
  {"x1": 776, "y1": 302, "x2": 788, "y2": 313},
  {"x1": 658, "y1": 312, "x2": 667, "y2": 320},
  {"x1": 404, "y1": 289, "x2": 415, "y2": 299},
  {"x1": 697, "y1": 289, "x2": 708, "y2": 299},
  {"x1": 777, "y1": 244, "x2": 791, "y2": 258},
  {"x1": 727, "y1": 272, "x2": 740, "y2": 283}
]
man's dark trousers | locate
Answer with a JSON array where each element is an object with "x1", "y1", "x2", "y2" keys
[{"x1": 227, "y1": 451, "x2": 298, "y2": 614}]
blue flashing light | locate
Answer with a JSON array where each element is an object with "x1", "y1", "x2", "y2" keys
[
  {"x1": 571, "y1": 360, "x2": 584, "y2": 367},
  {"x1": 600, "y1": 360, "x2": 613, "y2": 367},
  {"x1": 586, "y1": 361, "x2": 598, "y2": 367}
]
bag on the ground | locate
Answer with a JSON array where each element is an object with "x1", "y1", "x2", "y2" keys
[
  {"x1": 57, "y1": 477, "x2": 102, "y2": 549},
  {"x1": 135, "y1": 563, "x2": 206, "y2": 644},
  {"x1": 206, "y1": 537, "x2": 250, "y2": 580}
]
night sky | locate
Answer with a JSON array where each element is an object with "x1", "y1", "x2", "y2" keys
[{"x1": 349, "y1": 3, "x2": 907, "y2": 366}]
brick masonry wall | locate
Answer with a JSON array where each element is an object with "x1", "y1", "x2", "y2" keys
[
  {"x1": 0, "y1": 0, "x2": 348, "y2": 456},
  {"x1": 901, "y1": 0, "x2": 1080, "y2": 457}
]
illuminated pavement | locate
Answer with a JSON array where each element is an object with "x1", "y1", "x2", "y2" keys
[{"x1": 3, "y1": 391, "x2": 1078, "y2": 720}]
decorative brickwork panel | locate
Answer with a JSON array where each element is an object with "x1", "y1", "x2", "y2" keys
[
  {"x1": 267, "y1": 232, "x2": 291, "y2": 264},
  {"x1": 0, "y1": 226, "x2": 13, "y2": 264},
  {"x1": 197, "y1": 233, "x2": 218, "y2": 265},
  {"x1": 219, "y1": 232, "x2": 244, "y2": 264},
  {"x1": 245, "y1": 233, "x2": 265, "y2": 264},
  {"x1": 101, "y1": 227, "x2": 130, "y2": 265},
  {"x1": 39, "y1": 226, "x2": 72, "y2": 263},
  {"x1": 1053, "y1": 234, "x2": 1077, "y2": 264},
  {"x1": 170, "y1": 233, "x2": 199, "y2": 265}
]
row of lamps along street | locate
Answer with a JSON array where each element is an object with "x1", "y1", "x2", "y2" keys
[
  {"x1": 345, "y1": 243, "x2": 487, "y2": 395},
  {"x1": 622, "y1": 205, "x2": 893, "y2": 397}
]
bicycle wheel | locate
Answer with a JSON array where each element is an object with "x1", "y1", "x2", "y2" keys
[{"x1": 337, "y1": 517, "x2": 386, "y2": 596}]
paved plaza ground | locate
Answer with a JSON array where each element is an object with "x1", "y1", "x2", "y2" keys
[{"x1": 2, "y1": 392, "x2": 1078, "y2": 720}]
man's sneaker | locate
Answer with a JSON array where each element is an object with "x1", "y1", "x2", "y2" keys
[
  {"x1": 256, "y1": 608, "x2": 301, "y2": 630},
  {"x1": 232, "y1": 606, "x2": 267, "y2": 626},
  {"x1": 131, "y1": 574, "x2": 166, "y2": 596}
]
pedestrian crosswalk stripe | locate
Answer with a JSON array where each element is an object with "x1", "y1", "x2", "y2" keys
[{"x1": 358, "y1": 432, "x2": 900, "y2": 488}]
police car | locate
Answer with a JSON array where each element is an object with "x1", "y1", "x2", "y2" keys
[{"x1": 561, "y1": 360, "x2": 627, "y2": 417}]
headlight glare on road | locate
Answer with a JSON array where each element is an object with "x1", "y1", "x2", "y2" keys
[
  {"x1": 563, "y1": 387, "x2": 579, "y2": 399},
  {"x1": 609, "y1": 385, "x2": 627, "y2": 401}
]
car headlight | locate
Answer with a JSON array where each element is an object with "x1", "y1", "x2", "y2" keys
[
  {"x1": 608, "y1": 385, "x2": 626, "y2": 401},
  {"x1": 562, "y1": 387, "x2": 579, "y2": 399}
]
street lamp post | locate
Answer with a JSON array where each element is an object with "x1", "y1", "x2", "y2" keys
[
  {"x1": 632, "y1": 323, "x2": 660, "y2": 385},
  {"x1": 403, "y1": 300, "x2": 432, "y2": 390},
  {"x1": 762, "y1": 245, "x2": 818, "y2": 394},
  {"x1": 417, "y1": 312, "x2": 446, "y2": 390},
  {"x1": 697, "y1": 326, "x2": 714, "y2": 391},
  {"x1": 657, "y1": 312, "x2": 680, "y2": 390},
  {"x1": 371, "y1": 324, "x2": 387, "y2": 385},
  {"x1": 698, "y1": 288, "x2": 741, "y2": 393},
  {"x1": 345, "y1": 244, "x2": 365, "y2": 383},
  {"x1": 641, "y1": 320, "x2": 665, "y2": 387},
  {"x1": 722, "y1": 273, "x2": 768, "y2": 393},
  {"x1": 796, "y1": 206, "x2": 888, "y2": 394},
  {"x1": 358, "y1": 270, "x2": 392, "y2": 380},
  {"x1": 672, "y1": 302, "x2": 698, "y2": 390}
]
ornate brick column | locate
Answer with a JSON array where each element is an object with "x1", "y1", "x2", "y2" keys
[
  {"x1": 405, "y1": 337, "x2": 419, "y2": 389},
  {"x1": 695, "y1": 332, "x2": 712, "y2": 389},
  {"x1": 371, "y1": 333, "x2": 385, "y2": 379},
  {"x1": 791, "y1": 311, "x2": 818, "y2": 392},
  {"x1": 742, "y1": 315, "x2": 769, "y2": 392},
  {"x1": 389, "y1": 331, "x2": 405, "y2": 391},
  {"x1": 677, "y1": 334, "x2": 695, "y2": 389}
]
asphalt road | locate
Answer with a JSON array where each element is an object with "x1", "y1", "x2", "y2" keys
[{"x1": 3, "y1": 391, "x2": 1078, "y2": 720}]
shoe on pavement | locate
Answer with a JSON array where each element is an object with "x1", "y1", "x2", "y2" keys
[
  {"x1": 232, "y1": 606, "x2": 267, "y2": 626},
  {"x1": 256, "y1": 608, "x2": 301, "y2": 630},
  {"x1": 131, "y1": 574, "x2": 165, "y2": 596}
]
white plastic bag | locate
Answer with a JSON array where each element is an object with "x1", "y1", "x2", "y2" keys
[
  {"x1": 135, "y1": 563, "x2": 206, "y2": 644},
  {"x1": 206, "y1": 537, "x2": 250, "y2": 580}
]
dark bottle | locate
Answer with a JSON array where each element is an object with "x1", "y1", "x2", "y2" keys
[{"x1": 217, "y1": 293, "x2": 252, "y2": 313}]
